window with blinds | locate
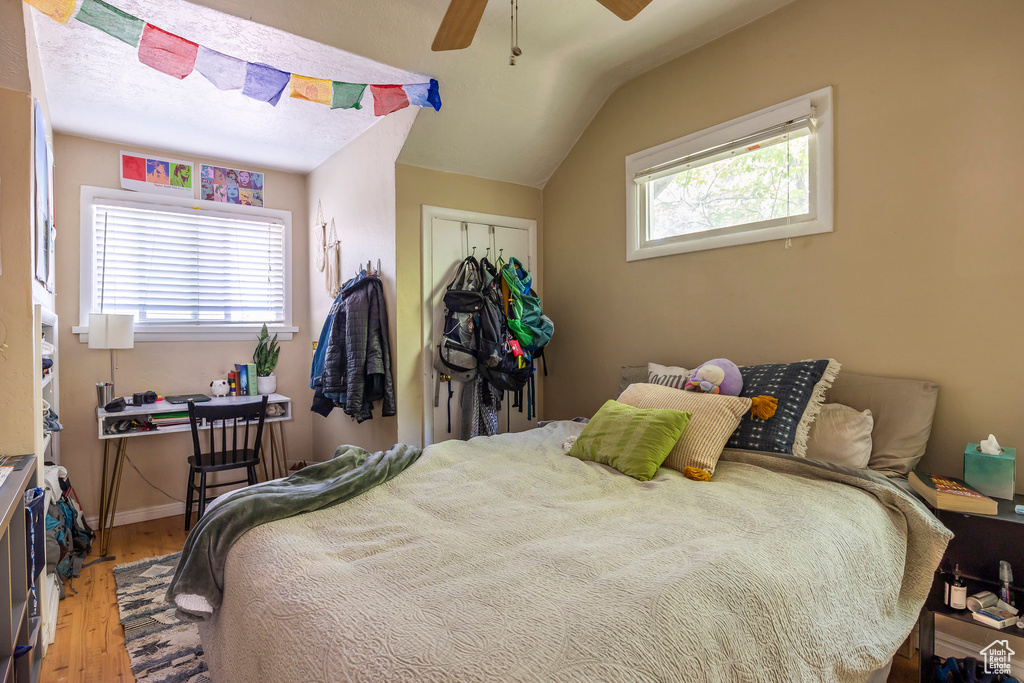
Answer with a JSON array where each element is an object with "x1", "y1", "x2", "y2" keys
[
  {"x1": 90, "y1": 201, "x2": 287, "y2": 326},
  {"x1": 625, "y1": 87, "x2": 834, "y2": 261}
]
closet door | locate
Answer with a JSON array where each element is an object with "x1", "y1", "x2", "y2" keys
[{"x1": 425, "y1": 215, "x2": 539, "y2": 445}]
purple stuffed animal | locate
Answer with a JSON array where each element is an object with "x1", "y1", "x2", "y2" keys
[{"x1": 684, "y1": 358, "x2": 744, "y2": 396}]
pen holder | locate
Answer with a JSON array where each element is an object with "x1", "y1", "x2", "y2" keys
[{"x1": 964, "y1": 443, "x2": 1017, "y2": 500}]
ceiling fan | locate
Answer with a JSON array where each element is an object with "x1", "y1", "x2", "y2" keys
[{"x1": 431, "y1": 0, "x2": 654, "y2": 51}]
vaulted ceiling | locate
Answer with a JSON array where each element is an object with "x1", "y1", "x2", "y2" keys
[{"x1": 32, "y1": 0, "x2": 795, "y2": 186}]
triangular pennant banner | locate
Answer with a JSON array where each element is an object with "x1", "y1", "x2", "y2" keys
[
  {"x1": 138, "y1": 24, "x2": 198, "y2": 80},
  {"x1": 23, "y1": 0, "x2": 74, "y2": 24},
  {"x1": 195, "y1": 46, "x2": 246, "y2": 91},
  {"x1": 289, "y1": 74, "x2": 332, "y2": 105},
  {"x1": 243, "y1": 62, "x2": 291, "y2": 106},
  {"x1": 404, "y1": 79, "x2": 442, "y2": 112},
  {"x1": 370, "y1": 85, "x2": 409, "y2": 117},
  {"x1": 75, "y1": 0, "x2": 145, "y2": 46},
  {"x1": 331, "y1": 82, "x2": 366, "y2": 110}
]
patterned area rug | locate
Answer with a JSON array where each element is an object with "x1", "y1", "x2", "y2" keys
[{"x1": 114, "y1": 552, "x2": 210, "y2": 683}]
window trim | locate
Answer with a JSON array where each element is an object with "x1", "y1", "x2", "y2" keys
[
  {"x1": 73, "y1": 186, "x2": 297, "y2": 343},
  {"x1": 625, "y1": 86, "x2": 833, "y2": 261}
]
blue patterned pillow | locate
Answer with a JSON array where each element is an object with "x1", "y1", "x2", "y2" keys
[{"x1": 726, "y1": 359, "x2": 840, "y2": 457}]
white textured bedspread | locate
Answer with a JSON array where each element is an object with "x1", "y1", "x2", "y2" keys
[{"x1": 198, "y1": 421, "x2": 950, "y2": 683}]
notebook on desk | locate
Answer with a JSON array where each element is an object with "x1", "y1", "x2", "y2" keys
[{"x1": 165, "y1": 394, "x2": 212, "y2": 404}]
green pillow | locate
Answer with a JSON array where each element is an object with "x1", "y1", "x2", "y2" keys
[{"x1": 569, "y1": 400, "x2": 691, "y2": 481}]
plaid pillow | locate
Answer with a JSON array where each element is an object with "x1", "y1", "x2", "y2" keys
[{"x1": 726, "y1": 359, "x2": 840, "y2": 457}]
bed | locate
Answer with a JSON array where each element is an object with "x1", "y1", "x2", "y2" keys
[{"x1": 196, "y1": 416, "x2": 951, "y2": 682}]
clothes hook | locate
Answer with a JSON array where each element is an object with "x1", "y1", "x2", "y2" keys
[
  {"x1": 376, "y1": 258, "x2": 381, "y2": 275},
  {"x1": 472, "y1": 246, "x2": 477, "y2": 256}
]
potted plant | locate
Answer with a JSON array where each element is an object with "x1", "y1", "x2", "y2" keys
[{"x1": 253, "y1": 324, "x2": 280, "y2": 394}]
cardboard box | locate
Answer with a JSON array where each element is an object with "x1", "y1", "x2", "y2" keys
[{"x1": 964, "y1": 443, "x2": 1017, "y2": 501}]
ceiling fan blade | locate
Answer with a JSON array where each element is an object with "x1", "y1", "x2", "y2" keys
[
  {"x1": 432, "y1": 0, "x2": 489, "y2": 51},
  {"x1": 594, "y1": 0, "x2": 654, "y2": 20}
]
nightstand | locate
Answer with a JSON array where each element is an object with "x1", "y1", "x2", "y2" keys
[{"x1": 916, "y1": 492, "x2": 1024, "y2": 682}]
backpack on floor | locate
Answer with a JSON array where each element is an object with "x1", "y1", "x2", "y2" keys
[{"x1": 435, "y1": 255, "x2": 484, "y2": 378}]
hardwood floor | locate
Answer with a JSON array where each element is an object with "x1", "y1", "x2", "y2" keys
[
  {"x1": 40, "y1": 515, "x2": 188, "y2": 683},
  {"x1": 35, "y1": 513, "x2": 920, "y2": 682}
]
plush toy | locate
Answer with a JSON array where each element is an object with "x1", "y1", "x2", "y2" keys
[{"x1": 684, "y1": 358, "x2": 743, "y2": 396}]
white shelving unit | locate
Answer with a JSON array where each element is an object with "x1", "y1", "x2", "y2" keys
[
  {"x1": 31, "y1": 306, "x2": 58, "y2": 658},
  {"x1": 38, "y1": 308, "x2": 59, "y2": 467}
]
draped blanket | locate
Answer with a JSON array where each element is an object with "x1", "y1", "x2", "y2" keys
[
  {"x1": 197, "y1": 422, "x2": 950, "y2": 682},
  {"x1": 166, "y1": 443, "x2": 422, "y2": 621}
]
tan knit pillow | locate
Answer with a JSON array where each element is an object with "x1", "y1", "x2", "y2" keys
[{"x1": 618, "y1": 383, "x2": 751, "y2": 475}]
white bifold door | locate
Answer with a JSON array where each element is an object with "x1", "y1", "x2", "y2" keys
[{"x1": 424, "y1": 215, "x2": 539, "y2": 445}]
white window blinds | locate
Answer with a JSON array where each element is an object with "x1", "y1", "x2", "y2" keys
[{"x1": 91, "y1": 201, "x2": 286, "y2": 325}]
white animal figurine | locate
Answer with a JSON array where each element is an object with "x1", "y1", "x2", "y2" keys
[{"x1": 210, "y1": 379, "x2": 230, "y2": 397}]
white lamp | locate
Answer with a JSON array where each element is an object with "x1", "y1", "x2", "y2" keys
[{"x1": 89, "y1": 313, "x2": 134, "y2": 397}]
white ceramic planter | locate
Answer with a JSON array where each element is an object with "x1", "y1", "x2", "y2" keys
[{"x1": 257, "y1": 373, "x2": 277, "y2": 395}]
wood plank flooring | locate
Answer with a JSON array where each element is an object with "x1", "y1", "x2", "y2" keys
[
  {"x1": 34, "y1": 513, "x2": 918, "y2": 682},
  {"x1": 40, "y1": 515, "x2": 187, "y2": 683}
]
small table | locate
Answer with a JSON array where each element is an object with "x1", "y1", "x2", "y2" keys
[
  {"x1": 95, "y1": 394, "x2": 293, "y2": 556},
  {"x1": 916, "y1": 492, "x2": 1024, "y2": 681}
]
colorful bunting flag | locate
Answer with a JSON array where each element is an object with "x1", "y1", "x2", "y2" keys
[
  {"x1": 331, "y1": 82, "x2": 366, "y2": 110},
  {"x1": 404, "y1": 79, "x2": 442, "y2": 112},
  {"x1": 24, "y1": 0, "x2": 442, "y2": 120},
  {"x1": 138, "y1": 24, "x2": 198, "y2": 80},
  {"x1": 243, "y1": 62, "x2": 291, "y2": 106},
  {"x1": 75, "y1": 0, "x2": 145, "y2": 46},
  {"x1": 289, "y1": 74, "x2": 333, "y2": 105},
  {"x1": 371, "y1": 85, "x2": 409, "y2": 117},
  {"x1": 195, "y1": 46, "x2": 246, "y2": 91},
  {"x1": 23, "y1": 0, "x2": 75, "y2": 24}
]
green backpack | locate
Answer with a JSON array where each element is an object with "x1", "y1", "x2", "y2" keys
[{"x1": 500, "y1": 258, "x2": 554, "y2": 351}]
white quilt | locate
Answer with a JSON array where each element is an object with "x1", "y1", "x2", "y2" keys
[{"x1": 198, "y1": 421, "x2": 950, "y2": 682}]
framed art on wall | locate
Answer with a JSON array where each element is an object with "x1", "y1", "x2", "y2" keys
[{"x1": 33, "y1": 100, "x2": 55, "y2": 292}]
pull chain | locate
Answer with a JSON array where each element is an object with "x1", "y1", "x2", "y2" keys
[{"x1": 509, "y1": 0, "x2": 521, "y2": 65}]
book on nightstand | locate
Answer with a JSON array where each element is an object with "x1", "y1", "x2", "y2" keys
[{"x1": 909, "y1": 470, "x2": 998, "y2": 515}]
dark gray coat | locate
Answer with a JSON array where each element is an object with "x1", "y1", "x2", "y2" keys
[{"x1": 320, "y1": 276, "x2": 396, "y2": 422}]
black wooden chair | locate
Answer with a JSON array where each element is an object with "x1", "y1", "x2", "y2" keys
[{"x1": 185, "y1": 395, "x2": 268, "y2": 531}]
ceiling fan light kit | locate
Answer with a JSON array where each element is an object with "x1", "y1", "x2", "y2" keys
[{"x1": 432, "y1": 0, "x2": 654, "y2": 55}]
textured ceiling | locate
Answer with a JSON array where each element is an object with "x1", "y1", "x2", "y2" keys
[
  {"x1": 31, "y1": 0, "x2": 795, "y2": 185},
  {"x1": 31, "y1": 0, "x2": 425, "y2": 173}
]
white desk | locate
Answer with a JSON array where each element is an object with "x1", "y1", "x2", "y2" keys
[{"x1": 95, "y1": 394, "x2": 293, "y2": 555}]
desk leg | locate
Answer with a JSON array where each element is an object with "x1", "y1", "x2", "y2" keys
[
  {"x1": 98, "y1": 440, "x2": 111, "y2": 550},
  {"x1": 918, "y1": 607, "x2": 934, "y2": 683},
  {"x1": 277, "y1": 423, "x2": 289, "y2": 475},
  {"x1": 100, "y1": 438, "x2": 128, "y2": 557}
]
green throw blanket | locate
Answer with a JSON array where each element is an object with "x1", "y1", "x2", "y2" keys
[{"x1": 166, "y1": 442, "x2": 422, "y2": 621}]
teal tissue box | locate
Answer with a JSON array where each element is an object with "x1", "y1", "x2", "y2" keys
[{"x1": 964, "y1": 443, "x2": 1016, "y2": 500}]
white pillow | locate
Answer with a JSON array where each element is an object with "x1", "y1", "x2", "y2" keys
[
  {"x1": 647, "y1": 362, "x2": 690, "y2": 390},
  {"x1": 805, "y1": 403, "x2": 874, "y2": 468}
]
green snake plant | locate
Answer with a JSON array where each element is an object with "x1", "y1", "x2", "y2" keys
[{"x1": 253, "y1": 324, "x2": 280, "y2": 377}]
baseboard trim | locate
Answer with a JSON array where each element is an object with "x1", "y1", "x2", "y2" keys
[
  {"x1": 86, "y1": 501, "x2": 186, "y2": 530},
  {"x1": 935, "y1": 629, "x2": 1024, "y2": 677}
]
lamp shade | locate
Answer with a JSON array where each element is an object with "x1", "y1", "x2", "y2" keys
[{"x1": 88, "y1": 313, "x2": 135, "y2": 349}]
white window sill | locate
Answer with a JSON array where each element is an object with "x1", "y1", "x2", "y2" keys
[{"x1": 72, "y1": 324, "x2": 298, "y2": 343}]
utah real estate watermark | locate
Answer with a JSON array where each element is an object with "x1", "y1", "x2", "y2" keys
[{"x1": 980, "y1": 639, "x2": 1015, "y2": 675}]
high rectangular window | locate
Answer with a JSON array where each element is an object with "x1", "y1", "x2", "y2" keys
[{"x1": 626, "y1": 87, "x2": 833, "y2": 260}]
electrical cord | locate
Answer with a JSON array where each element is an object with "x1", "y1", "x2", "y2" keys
[{"x1": 125, "y1": 453, "x2": 186, "y2": 504}]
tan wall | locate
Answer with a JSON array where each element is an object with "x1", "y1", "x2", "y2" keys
[
  {"x1": 306, "y1": 110, "x2": 417, "y2": 458},
  {"x1": 53, "y1": 134, "x2": 312, "y2": 521},
  {"x1": 0, "y1": 88, "x2": 35, "y2": 456},
  {"x1": 394, "y1": 163, "x2": 544, "y2": 445},
  {"x1": 542, "y1": 0, "x2": 1024, "y2": 491}
]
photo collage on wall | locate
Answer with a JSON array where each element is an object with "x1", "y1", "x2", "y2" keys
[
  {"x1": 120, "y1": 151, "x2": 194, "y2": 198},
  {"x1": 200, "y1": 165, "x2": 264, "y2": 207}
]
